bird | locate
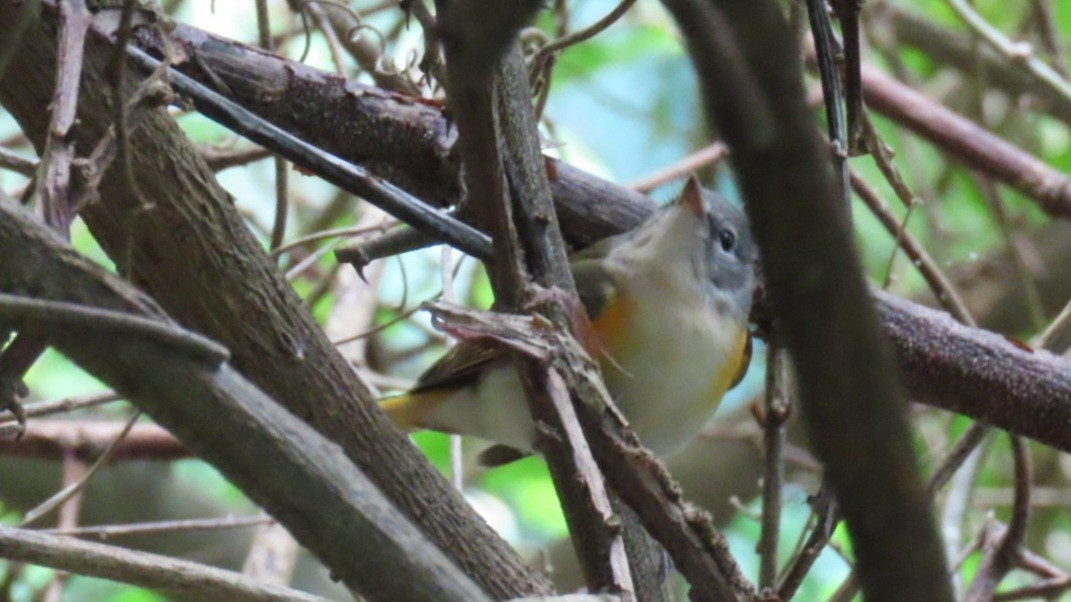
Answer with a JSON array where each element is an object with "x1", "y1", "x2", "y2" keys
[{"x1": 381, "y1": 176, "x2": 756, "y2": 461}]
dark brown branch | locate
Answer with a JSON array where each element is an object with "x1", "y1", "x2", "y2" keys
[
  {"x1": 756, "y1": 344, "x2": 787, "y2": 591},
  {"x1": 877, "y1": 289, "x2": 1071, "y2": 452},
  {"x1": 438, "y1": 5, "x2": 637, "y2": 593},
  {"x1": 659, "y1": 1, "x2": 953, "y2": 602}
]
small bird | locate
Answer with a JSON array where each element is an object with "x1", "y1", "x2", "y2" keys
[{"x1": 382, "y1": 177, "x2": 756, "y2": 460}]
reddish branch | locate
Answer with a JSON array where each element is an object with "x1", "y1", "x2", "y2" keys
[
  {"x1": 859, "y1": 63, "x2": 1071, "y2": 220},
  {"x1": 0, "y1": 420, "x2": 188, "y2": 462}
]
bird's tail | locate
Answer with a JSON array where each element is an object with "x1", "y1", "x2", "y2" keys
[{"x1": 379, "y1": 389, "x2": 452, "y2": 430}]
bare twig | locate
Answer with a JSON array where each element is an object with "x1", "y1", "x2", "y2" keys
[
  {"x1": 628, "y1": 141, "x2": 728, "y2": 193},
  {"x1": 757, "y1": 344, "x2": 788, "y2": 591},
  {"x1": 202, "y1": 145, "x2": 273, "y2": 171},
  {"x1": 45, "y1": 516, "x2": 273, "y2": 539},
  {"x1": 0, "y1": 146, "x2": 35, "y2": 176},
  {"x1": 851, "y1": 172, "x2": 974, "y2": 325},
  {"x1": 944, "y1": 0, "x2": 1071, "y2": 104},
  {"x1": 270, "y1": 222, "x2": 392, "y2": 259},
  {"x1": 0, "y1": 293, "x2": 229, "y2": 366},
  {"x1": 256, "y1": 0, "x2": 290, "y2": 254},
  {"x1": 21, "y1": 410, "x2": 141, "y2": 527},
  {"x1": 0, "y1": 420, "x2": 188, "y2": 460},
  {"x1": 963, "y1": 436, "x2": 1032, "y2": 602},
  {"x1": 0, "y1": 525, "x2": 331, "y2": 602},
  {"x1": 529, "y1": 0, "x2": 638, "y2": 68},
  {"x1": 0, "y1": 391, "x2": 122, "y2": 426}
]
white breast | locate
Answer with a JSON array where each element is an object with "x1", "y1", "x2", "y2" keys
[{"x1": 602, "y1": 269, "x2": 740, "y2": 457}]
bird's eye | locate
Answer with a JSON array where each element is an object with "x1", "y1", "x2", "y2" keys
[{"x1": 719, "y1": 228, "x2": 736, "y2": 252}]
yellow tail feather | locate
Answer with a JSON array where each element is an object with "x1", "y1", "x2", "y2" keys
[{"x1": 379, "y1": 389, "x2": 454, "y2": 430}]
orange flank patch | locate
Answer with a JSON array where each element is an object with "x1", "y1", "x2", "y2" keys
[
  {"x1": 379, "y1": 389, "x2": 455, "y2": 430},
  {"x1": 587, "y1": 294, "x2": 636, "y2": 360}
]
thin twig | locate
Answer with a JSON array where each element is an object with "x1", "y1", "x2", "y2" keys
[
  {"x1": 1033, "y1": 298, "x2": 1071, "y2": 350},
  {"x1": 21, "y1": 410, "x2": 141, "y2": 527},
  {"x1": 0, "y1": 293, "x2": 229, "y2": 366},
  {"x1": 331, "y1": 300, "x2": 430, "y2": 346},
  {"x1": 529, "y1": 0, "x2": 638, "y2": 67},
  {"x1": 945, "y1": 0, "x2": 1071, "y2": 104},
  {"x1": 257, "y1": 0, "x2": 290, "y2": 254},
  {"x1": 850, "y1": 172, "x2": 974, "y2": 326},
  {"x1": 270, "y1": 222, "x2": 392, "y2": 259},
  {"x1": 1028, "y1": 0, "x2": 1068, "y2": 76},
  {"x1": 0, "y1": 146, "x2": 35, "y2": 176},
  {"x1": 44, "y1": 516, "x2": 274, "y2": 539},
  {"x1": 628, "y1": 141, "x2": 729, "y2": 193},
  {"x1": 0, "y1": 525, "x2": 331, "y2": 602},
  {"x1": 0, "y1": 391, "x2": 123, "y2": 426},
  {"x1": 993, "y1": 574, "x2": 1071, "y2": 601},
  {"x1": 757, "y1": 344, "x2": 788, "y2": 591}
]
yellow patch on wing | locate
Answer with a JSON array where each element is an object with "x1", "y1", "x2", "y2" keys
[{"x1": 380, "y1": 389, "x2": 456, "y2": 430}]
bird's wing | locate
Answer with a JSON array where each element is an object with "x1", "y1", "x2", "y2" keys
[{"x1": 411, "y1": 256, "x2": 622, "y2": 393}]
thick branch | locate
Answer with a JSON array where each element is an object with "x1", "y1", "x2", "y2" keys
[
  {"x1": 878, "y1": 290, "x2": 1071, "y2": 451},
  {"x1": 437, "y1": 5, "x2": 638, "y2": 595}
]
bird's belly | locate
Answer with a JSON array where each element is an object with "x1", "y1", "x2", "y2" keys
[
  {"x1": 600, "y1": 304, "x2": 743, "y2": 457},
  {"x1": 424, "y1": 305, "x2": 745, "y2": 458}
]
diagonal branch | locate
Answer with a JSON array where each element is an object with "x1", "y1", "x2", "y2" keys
[
  {"x1": 0, "y1": 525, "x2": 329, "y2": 602},
  {"x1": 0, "y1": 199, "x2": 490, "y2": 602}
]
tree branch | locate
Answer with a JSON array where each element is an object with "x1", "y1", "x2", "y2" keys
[
  {"x1": 0, "y1": 525, "x2": 329, "y2": 602},
  {"x1": 658, "y1": 1, "x2": 954, "y2": 601}
]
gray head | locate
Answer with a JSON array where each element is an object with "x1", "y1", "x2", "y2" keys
[
  {"x1": 591, "y1": 177, "x2": 756, "y2": 321},
  {"x1": 681, "y1": 178, "x2": 757, "y2": 322}
]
